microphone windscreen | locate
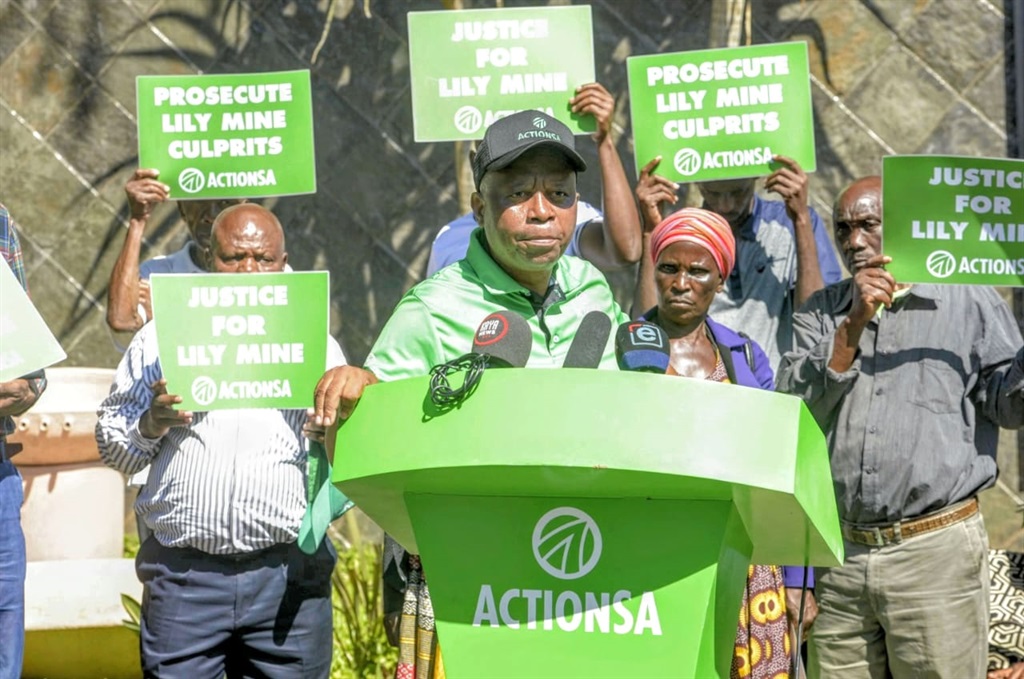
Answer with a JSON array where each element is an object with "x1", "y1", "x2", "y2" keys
[
  {"x1": 615, "y1": 321, "x2": 670, "y2": 373},
  {"x1": 472, "y1": 311, "x2": 532, "y2": 368},
  {"x1": 562, "y1": 310, "x2": 613, "y2": 369}
]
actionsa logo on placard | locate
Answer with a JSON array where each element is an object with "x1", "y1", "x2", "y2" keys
[
  {"x1": 454, "y1": 106, "x2": 483, "y2": 134},
  {"x1": 532, "y1": 507, "x2": 602, "y2": 580},
  {"x1": 673, "y1": 148, "x2": 701, "y2": 176},
  {"x1": 178, "y1": 167, "x2": 206, "y2": 194},
  {"x1": 926, "y1": 250, "x2": 957, "y2": 279},
  {"x1": 191, "y1": 375, "x2": 217, "y2": 406}
]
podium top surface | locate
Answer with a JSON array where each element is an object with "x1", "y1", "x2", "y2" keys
[{"x1": 332, "y1": 368, "x2": 843, "y2": 566}]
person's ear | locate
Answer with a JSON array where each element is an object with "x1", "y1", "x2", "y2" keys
[
  {"x1": 471, "y1": 191, "x2": 484, "y2": 226},
  {"x1": 281, "y1": 251, "x2": 288, "y2": 269}
]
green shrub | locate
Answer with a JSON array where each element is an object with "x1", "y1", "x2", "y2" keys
[{"x1": 330, "y1": 513, "x2": 397, "y2": 679}]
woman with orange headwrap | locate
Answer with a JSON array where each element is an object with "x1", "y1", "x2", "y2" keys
[{"x1": 632, "y1": 202, "x2": 794, "y2": 678}]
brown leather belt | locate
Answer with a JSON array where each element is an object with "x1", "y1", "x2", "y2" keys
[{"x1": 841, "y1": 498, "x2": 979, "y2": 547}]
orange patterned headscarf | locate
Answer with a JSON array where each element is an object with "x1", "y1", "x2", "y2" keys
[{"x1": 650, "y1": 208, "x2": 736, "y2": 279}]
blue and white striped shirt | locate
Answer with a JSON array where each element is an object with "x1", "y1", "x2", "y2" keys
[{"x1": 96, "y1": 322, "x2": 346, "y2": 554}]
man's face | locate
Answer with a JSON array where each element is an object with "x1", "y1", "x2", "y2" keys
[
  {"x1": 697, "y1": 179, "x2": 756, "y2": 230},
  {"x1": 178, "y1": 199, "x2": 245, "y2": 252},
  {"x1": 208, "y1": 207, "x2": 287, "y2": 274},
  {"x1": 472, "y1": 146, "x2": 578, "y2": 280},
  {"x1": 834, "y1": 183, "x2": 883, "y2": 273}
]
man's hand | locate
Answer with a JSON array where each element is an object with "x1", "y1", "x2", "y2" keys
[
  {"x1": 313, "y1": 366, "x2": 378, "y2": 427},
  {"x1": 765, "y1": 155, "x2": 809, "y2": 223},
  {"x1": 570, "y1": 82, "x2": 615, "y2": 145},
  {"x1": 848, "y1": 255, "x2": 896, "y2": 328},
  {"x1": 785, "y1": 587, "x2": 818, "y2": 638},
  {"x1": 830, "y1": 254, "x2": 895, "y2": 372},
  {"x1": 636, "y1": 156, "x2": 679, "y2": 232},
  {"x1": 0, "y1": 378, "x2": 38, "y2": 418},
  {"x1": 989, "y1": 662, "x2": 1024, "y2": 679},
  {"x1": 138, "y1": 379, "x2": 192, "y2": 439},
  {"x1": 302, "y1": 408, "x2": 326, "y2": 444},
  {"x1": 126, "y1": 168, "x2": 170, "y2": 221}
]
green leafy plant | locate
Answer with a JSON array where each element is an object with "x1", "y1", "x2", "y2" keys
[
  {"x1": 121, "y1": 593, "x2": 142, "y2": 635},
  {"x1": 329, "y1": 512, "x2": 397, "y2": 679}
]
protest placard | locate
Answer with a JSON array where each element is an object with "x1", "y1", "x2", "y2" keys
[
  {"x1": 150, "y1": 271, "x2": 328, "y2": 411},
  {"x1": 0, "y1": 261, "x2": 66, "y2": 383},
  {"x1": 883, "y1": 155, "x2": 1024, "y2": 286},
  {"x1": 137, "y1": 70, "x2": 315, "y2": 200},
  {"x1": 408, "y1": 6, "x2": 595, "y2": 141},
  {"x1": 627, "y1": 42, "x2": 814, "y2": 183}
]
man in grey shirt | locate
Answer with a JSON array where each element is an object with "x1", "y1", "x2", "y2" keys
[{"x1": 777, "y1": 176, "x2": 1024, "y2": 678}]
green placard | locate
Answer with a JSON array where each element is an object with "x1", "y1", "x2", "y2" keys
[
  {"x1": 136, "y1": 70, "x2": 316, "y2": 199},
  {"x1": 627, "y1": 42, "x2": 815, "y2": 183},
  {"x1": 150, "y1": 271, "x2": 328, "y2": 411},
  {"x1": 883, "y1": 155, "x2": 1024, "y2": 286},
  {"x1": 0, "y1": 261, "x2": 66, "y2": 383},
  {"x1": 408, "y1": 6, "x2": 596, "y2": 141}
]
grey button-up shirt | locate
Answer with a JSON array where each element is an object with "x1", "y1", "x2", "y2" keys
[{"x1": 777, "y1": 280, "x2": 1024, "y2": 525}]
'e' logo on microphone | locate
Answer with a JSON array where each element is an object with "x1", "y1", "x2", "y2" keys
[{"x1": 628, "y1": 323, "x2": 664, "y2": 349}]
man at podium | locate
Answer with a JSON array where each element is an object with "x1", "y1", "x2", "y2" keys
[{"x1": 312, "y1": 109, "x2": 629, "y2": 678}]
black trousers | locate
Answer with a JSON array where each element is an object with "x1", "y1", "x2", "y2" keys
[{"x1": 135, "y1": 537, "x2": 335, "y2": 679}]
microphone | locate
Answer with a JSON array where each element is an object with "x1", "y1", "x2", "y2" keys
[
  {"x1": 472, "y1": 311, "x2": 532, "y2": 368},
  {"x1": 562, "y1": 310, "x2": 613, "y2": 369},
  {"x1": 429, "y1": 311, "x2": 531, "y2": 409},
  {"x1": 615, "y1": 321, "x2": 670, "y2": 373}
]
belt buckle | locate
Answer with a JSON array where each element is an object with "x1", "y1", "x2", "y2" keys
[
  {"x1": 863, "y1": 523, "x2": 901, "y2": 547},
  {"x1": 889, "y1": 522, "x2": 903, "y2": 545},
  {"x1": 866, "y1": 526, "x2": 885, "y2": 547}
]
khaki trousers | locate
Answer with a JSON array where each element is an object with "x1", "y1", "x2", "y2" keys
[{"x1": 808, "y1": 512, "x2": 989, "y2": 679}]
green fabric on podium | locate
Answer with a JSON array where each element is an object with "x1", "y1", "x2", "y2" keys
[{"x1": 298, "y1": 440, "x2": 353, "y2": 555}]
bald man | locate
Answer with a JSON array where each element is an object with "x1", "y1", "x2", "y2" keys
[
  {"x1": 777, "y1": 177, "x2": 1024, "y2": 678},
  {"x1": 97, "y1": 204, "x2": 345, "y2": 678}
]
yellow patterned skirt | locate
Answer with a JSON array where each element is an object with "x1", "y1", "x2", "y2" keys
[{"x1": 731, "y1": 564, "x2": 791, "y2": 679}]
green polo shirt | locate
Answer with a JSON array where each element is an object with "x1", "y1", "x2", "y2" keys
[{"x1": 365, "y1": 228, "x2": 627, "y2": 380}]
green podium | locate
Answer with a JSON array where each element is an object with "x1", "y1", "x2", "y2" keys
[{"x1": 332, "y1": 369, "x2": 843, "y2": 678}]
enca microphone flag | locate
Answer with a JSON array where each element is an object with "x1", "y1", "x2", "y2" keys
[{"x1": 615, "y1": 321, "x2": 670, "y2": 373}]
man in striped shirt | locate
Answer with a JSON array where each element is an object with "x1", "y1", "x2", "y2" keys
[{"x1": 96, "y1": 204, "x2": 344, "y2": 678}]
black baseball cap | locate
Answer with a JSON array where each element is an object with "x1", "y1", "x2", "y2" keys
[{"x1": 472, "y1": 110, "x2": 587, "y2": 189}]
